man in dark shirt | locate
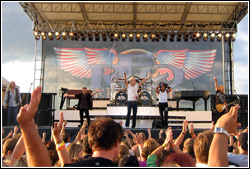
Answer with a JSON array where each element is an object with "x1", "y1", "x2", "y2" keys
[
  {"x1": 64, "y1": 87, "x2": 100, "y2": 126},
  {"x1": 65, "y1": 118, "x2": 124, "y2": 167}
]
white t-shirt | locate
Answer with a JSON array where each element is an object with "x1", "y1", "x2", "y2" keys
[
  {"x1": 159, "y1": 90, "x2": 168, "y2": 103},
  {"x1": 127, "y1": 83, "x2": 139, "y2": 101}
]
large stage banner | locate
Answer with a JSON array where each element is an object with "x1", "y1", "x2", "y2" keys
[{"x1": 43, "y1": 38, "x2": 224, "y2": 108}]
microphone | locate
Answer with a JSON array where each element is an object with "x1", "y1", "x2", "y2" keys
[{"x1": 191, "y1": 81, "x2": 195, "y2": 90}]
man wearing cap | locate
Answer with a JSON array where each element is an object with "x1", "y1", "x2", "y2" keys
[{"x1": 227, "y1": 132, "x2": 248, "y2": 167}]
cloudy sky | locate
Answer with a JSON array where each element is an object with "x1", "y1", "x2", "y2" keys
[{"x1": 2, "y1": 2, "x2": 249, "y2": 95}]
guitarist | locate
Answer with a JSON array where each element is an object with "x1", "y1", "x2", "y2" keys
[{"x1": 214, "y1": 77, "x2": 228, "y2": 118}]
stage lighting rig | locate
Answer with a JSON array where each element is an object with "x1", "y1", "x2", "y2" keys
[
  {"x1": 169, "y1": 32, "x2": 175, "y2": 42},
  {"x1": 129, "y1": 33, "x2": 133, "y2": 41},
  {"x1": 33, "y1": 31, "x2": 39, "y2": 36},
  {"x1": 143, "y1": 33, "x2": 148, "y2": 42},
  {"x1": 210, "y1": 33, "x2": 215, "y2": 42},
  {"x1": 56, "y1": 36, "x2": 60, "y2": 40},
  {"x1": 162, "y1": 32, "x2": 167, "y2": 41},
  {"x1": 109, "y1": 32, "x2": 115, "y2": 41},
  {"x1": 183, "y1": 33, "x2": 189, "y2": 42},
  {"x1": 224, "y1": 33, "x2": 230, "y2": 41},
  {"x1": 95, "y1": 32, "x2": 100, "y2": 41},
  {"x1": 121, "y1": 33, "x2": 127, "y2": 41},
  {"x1": 55, "y1": 32, "x2": 60, "y2": 37},
  {"x1": 136, "y1": 33, "x2": 141, "y2": 42},
  {"x1": 41, "y1": 32, "x2": 45, "y2": 37},
  {"x1": 35, "y1": 35, "x2": 40, "y2": 40},
  {"x1": 176, "y1": 32, "x2": 182, "y2": 42},
  {"x1": 88, "y1": 32, "x2": 93, "y2": 41},
  {"x1": 114, "y1": 33, "x2": 120, "y2": 41},
  {"x1": 217, "y1": 33, "x2": 222, "y2": 41},
  {"x1": 231, "y1": 33, "x2": 236, "y2": 42},
  {"x1": 203, "y1": 33, "x2": 208, "y2": 41},
  {"x1": 81, "y1": 32, "x2": 86, "y2": 41},
  {"x1": 102, "y1": 32, "x2": 107, "y2": 41},
  {"x1": 42, "y1": 36, "x2": 47, "y2": 40}
]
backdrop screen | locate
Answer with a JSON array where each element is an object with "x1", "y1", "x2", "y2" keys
[{"x1": 43, "y1": 39, "x2": 225, "y2": 109}]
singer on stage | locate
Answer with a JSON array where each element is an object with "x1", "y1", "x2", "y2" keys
[
  {"x1": 214, "y1": 77, "x2": 227, "y2": 118},
  {"x1": 64, "y1": 87, "x2": 100, "y2": 127},
  {"x1": 155, "y1": 82, "x2": 172, "y2": 128},
  {"x1": 123, "y1": 72, "x2": 151, "y2": 128}
]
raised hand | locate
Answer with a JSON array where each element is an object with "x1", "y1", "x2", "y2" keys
[
  {"x1": 52, "y1": 112, "x2": 64, "y2": 138},
  {"x1": 17, "y1": 87, "x2": 42, "y2": 128},
  {"x1": 182, "y1": 120, "x2": 189, "y2": 133}
]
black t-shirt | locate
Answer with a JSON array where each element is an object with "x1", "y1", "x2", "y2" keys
[
  {"x1": 75, "y1": 93, "x2": 92, "y2": 110},
  {"x1": 216, "y1": 90, "x2": 226, "y2": 104},
  {"x1": 64, "y1": 157, "x2": 118, "y2": 167}
]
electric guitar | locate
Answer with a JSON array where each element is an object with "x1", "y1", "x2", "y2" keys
[{"x1": 216, "y1": 98, "x2": 240, "y2": 113}]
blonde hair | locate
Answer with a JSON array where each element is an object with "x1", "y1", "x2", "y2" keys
[
  {"x1": 6, "y1": 81, "x2": 17, "y2": 91},
  {"x1": 66, "y1": 143, "x2": 83, "y2": 162},
  {"x1": 141, "y1": 138, "x2": 160, "y2": 159}
]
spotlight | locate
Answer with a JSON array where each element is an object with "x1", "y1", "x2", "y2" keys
[
  {"x1": 136, "y1": 33, "x2": 140, "y2": 42},
  {"x1": 42, "y1": 36, "x2": 47, "y2": 40},
  {"x1": 33, "y1": 31, "x2": 39, "y2": 36},
  {"x1": 95, "y1": 32, "x2": 100, "y2": 41},
  {"x1": 203, "y1": 33, "x2": 208, "y2": 41},
  {"x1": 143, "y1": 33, "x2": 148, "y2": 42},
  {"x1": 162, "y1": 32, "x2": 167, "y2": 41},
  {"x1": 114, "y1": 33, "x2": 120, "y2": 41},
  {"x1": 232, "y1": 33, "x2": 236, "y2": 42},
  {"x1": 217, "y1": 33, "x2": 222, "y2": 41},
  {"x1": 150, "y1": 33, "x2": 156, "y2": 41},
  {"x1": 49, "y1": 36, "x2": 54, "y2": 40},
  {"x1": 35, "y1": 35, "x2": 40, "y2": 40},
  {"x1": 169, "y1": 32, "x2": 175, "y2": 42},
  {"x1": 129, "y1": 33, "x2": 133, "y2": 41},
  {"x1": 55, "y1": 32, "x2": 60, "y2": 37},
  {"x1": 176, "y1": 33, "x2": 182, "y2": 42},
  {"x1": 109, "y1": 32, "x2": 114, "y2": 41},
  {"x1": 210, "y1": 33, "x2": 215, "y2": 42},
  {"x1": 87, "y1": 32, "x2": 93, "y2": 41},
  {"x1": 48, "y1": 32, "x2": 53, "y2": 37},
  {"x1": 196, "y1": 33, "x2": 201, "y2": 41},
  {"x1": 102, "y1": 32, "x2": 107, "y2": 41},
  {"x1": 121, "y1": 33, "x2": 127, "y2": 41},
  {"x1": 56, "y1": 36, "x2": 60, "y2": 40},
  {"x1": 183, "y1": 33, "x2": 189, "y2": 42},
  {"x1": 69, "y1": 32, "x2": 74, "y2": 37},
  {"x1": 41, "y1": 32, "x2": 45, "y2": 36},
  {"x1": 62, "y1": 32, "x2": 67, "y2": 37},
  {"x1": 155, "y1": 32, "x2": 161, "y2": 41}
]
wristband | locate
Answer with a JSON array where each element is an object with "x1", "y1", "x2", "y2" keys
[
  {"x1": 191, "y1": 134, "x2": 196, "y2": 138},
  {"x1": 82, "y1": 126, "x2": 86, "y2": 128},
  {"x1": 56, "y1": 141, "x2": 66, "y2": 151},
  {"x1": 163, "y1": 143, "x2": 168, "y2": 148},
  {"x1": 214, "y1": 127, "x2": 229, "y2": 137}
]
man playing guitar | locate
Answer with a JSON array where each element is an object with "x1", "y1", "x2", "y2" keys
[{"x1": 214, "y1": 77, "x2": 228, "y2": 118}]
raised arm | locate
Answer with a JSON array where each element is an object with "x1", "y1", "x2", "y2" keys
[
  {"x1": 9, "y1": 135, "x2": 25, "y2": 167},
  {"x1": 124, "y1": 73, "x2": 128, "y2": 88},
  {"x1": 71, "y1": 120, "x2": 88, "y2": 144},
  {"x1": 138, "y1": 72, "x2": 151, "y2": 87},
  {"x1": 16, "y1": 86, "x2": 51, "y2": 167},
  {"x1": 52, "y1": 112, "x2": 71, "y2": 166},
  {"x1": 63, "y1": 93, "x2": 75, "y2": 97},
  {"x1": 214, "y1": 77, "x2": 218, "y2": 92},
  {"x1": 91, "y1": 89, "x2": 101, "y2": 96},
  {"x1": 174, "y1": 120, "x2": 188, "y2": 147},
  {"x1": 208, "y1": 105, "x2": 241, "y2": 167}
]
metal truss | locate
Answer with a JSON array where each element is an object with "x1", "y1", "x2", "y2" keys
[{"x1": 19, "y1": 2, "x2": 247, "y2": 33}]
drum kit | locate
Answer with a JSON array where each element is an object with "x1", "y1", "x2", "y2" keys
[{"x1": 110, "y1": 75, "x2": 152, "y2": 105}]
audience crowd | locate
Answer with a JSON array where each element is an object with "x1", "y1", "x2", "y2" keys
[{"x1": 2, "y1": 87, "x2": 248, "y2": 167}]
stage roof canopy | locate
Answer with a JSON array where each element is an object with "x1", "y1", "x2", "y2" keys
[{"x1": 20, "y1": 2, "x2": 248, "y2": 33}]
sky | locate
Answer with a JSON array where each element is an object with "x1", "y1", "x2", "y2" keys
[{"x1": 1, "y1": 2, "x2": 249, "y2": 95}]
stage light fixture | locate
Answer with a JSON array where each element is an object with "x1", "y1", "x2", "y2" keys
[
  {"x1": 33, "y1": 31, "x2": 39, "y2": 36},
  {"x1": 102, "y1": 33, "x2": 107, "y2": 41},
  {"x1": 225, "y1": 33, "x2": 230, "y2": 38},
  {"x1": 109, "y1": 32, "x2": 114, "y2": 41},
  {"x1": 231, "y1": 33, "x2": 236, "y2": 42},
  {"x1": 69, "y1": 32, "x2": 74, "y2": 37},
  {"x1": 48, "y1": 32, "x2": 53, "y2": 37},
  {"x1": 55, "y1": 32, "x2": 60, "y2": 37},
  {"x1": 114, "y1": 33, "x2": 120, "y2": 41},
  {"x1": 80, "y1": 33, "x2": 86, "y2": 41},
  {"x1": 49, "y1": 36, "x2": 54, "y2": 40},
  {"x1": 35, "y1": 35, "x2": 40, "y2": 40},
  {"x1": 129, "y1": 33, "x2": 133, "y2": 41},
  {"x1": 121, "y1": 33, "x2": 127, "y2": 41},
  {"x1": 143, "y1": 33, "x2": 148, "y2": 42},
  {"x1": 217, "y1": 33, "x2": 222, "y2": 41},
  {"x1": 210, "y1": 33, "x2": 215, "y2": 42},
  {"x1": 203, "y1": 33, "x2": 208, "y2": 41},
  {"x1": 136, "y1": 33, "x2": 141, "y2": 42},
  {"x1": 162, "y1": 32, "x2": 167, "y2": 41},
  {"x1": 183, "y1": 33, "x2": 189, "y2": 42},
  {"x1": 155, "y1": 32, "x2": 161, "y2": 42},
  {"x1": 169, "y1": 32, "x2": 175, "y2": 42},
  {"x1": 196, "y1": 33, "x2": 201, "y2": 41},
  {"x1": 56, "y1": 36, "x2": 60, "y2": 40},
  {"x1": 41, "y1": 32, "x2": 45, "y2": 36},
  {"x1": 176, "y1": 33, "x2": 182, "y2": 42},
  {"x1": 62, "y1": 32, "x2": 67, "y2": 37},
  {"x1": 150, "y1": 33, "x2": 156, "y2": 41},
  {"x1": 95, "y1": 32, "x2": 100, "y2": 41},
  {"x1": 42, "y1": 36, "x2": 47, "y2": 40},
  {"x1": 87, "y1": 32, "x2": 93, "y2": 41}
]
